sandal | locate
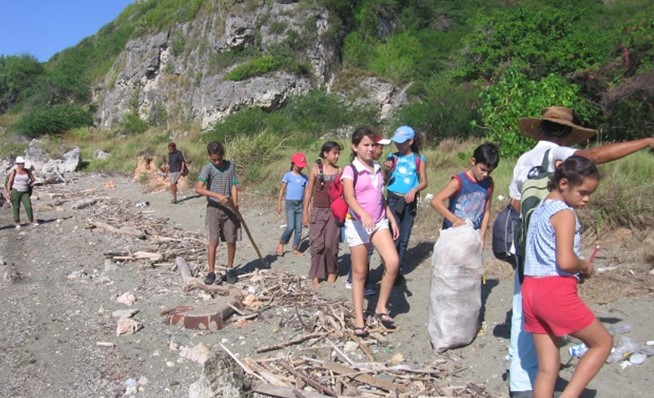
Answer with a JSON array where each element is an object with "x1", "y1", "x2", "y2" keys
[
  {"x1": 353, "y1": 326, "x2": 369, "y2": 338},
  {"x1": 374, "y1": 312, "x2": 396, "y2": 329}
]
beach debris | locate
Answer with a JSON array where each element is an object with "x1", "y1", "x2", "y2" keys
[
  {"x1": 116, "y1": 317, "x2": 143, "y2": 336},
  {"x1": 116, "y1": 292, "x2": 137, "y2": 306}
]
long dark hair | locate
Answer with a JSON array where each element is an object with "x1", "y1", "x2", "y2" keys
[
  {"x1": 319, "y1": 141, "x2": 343, "y2": 159},
  {"x1": 548, "y1": 155, "x2": 600, "y2": 191},
  {"x1": 350, "y1": 127, "x2": 378, "y2": 161},
  {"x1": 410, "y1": 130, "x2": 423, "y2": 155}
]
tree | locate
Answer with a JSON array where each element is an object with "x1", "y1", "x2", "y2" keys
[{"x1": 0, "y1": 54, "x2": 44, "y2": 113}]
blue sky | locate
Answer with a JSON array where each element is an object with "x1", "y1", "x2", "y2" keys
[{"x1": 0, "y1": 0, "x2": 134, "y2": 62}]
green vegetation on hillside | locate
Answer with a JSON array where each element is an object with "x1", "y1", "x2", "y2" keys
[{"x1": 1, "y1": 0, "x2": 654, "y2": 234}]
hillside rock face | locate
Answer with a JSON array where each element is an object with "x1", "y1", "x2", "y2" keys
[{"x1": 94, "y1": 1, "x2": 340, "y2": 131}]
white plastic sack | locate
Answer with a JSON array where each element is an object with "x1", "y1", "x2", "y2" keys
[{"x1": 428, "y1": 222, "x2": 483, "y2": 353}]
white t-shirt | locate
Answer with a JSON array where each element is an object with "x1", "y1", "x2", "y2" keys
[{"x1": 508, "y1": 141, "x2": 577, "y2": 200}]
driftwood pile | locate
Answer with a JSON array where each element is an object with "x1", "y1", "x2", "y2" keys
[
  {"x1": 49, "y1": 185, "x2": 493, "y2": 397},
  {"x1": 200, "y1": 268, "x2": 490, "y2": 397}
]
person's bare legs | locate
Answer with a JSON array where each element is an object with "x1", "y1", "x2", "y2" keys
[
  {"x1": 560, "y1": 320, "x2": 612, "y2": 398},
  {"x1": 350, "y1": 244, "x2": 370, "y2": 329},
  {"x1": 226, "y1": 242, "x2": 236, "y2": 269},
  {"x1": 532, "y1": 333, "x2": 561, "y2": 398},
  {"x1": 371, "y1": 229, "x2": 399, "y2": 317},
  {"x1": 207, "y1": 240, "x2": 219, "y2": 273},
  {"x1": 326, "y1": 273, "x2": 337, "y2": 283},
  {"x1": 171, "y1": 182, "x2": 178, "y2": 203},
  {"x1": 311, "y1": 278, "x2": 320, "y2": 288}
]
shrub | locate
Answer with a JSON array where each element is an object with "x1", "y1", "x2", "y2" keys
[
  {"x1": 13, "y1": 104, "x2": 93, "y2": 137},
  {"x1": 205, "y1": 90, "x2": 375, "y2": 145},
  {"x1": 171, "y1": 33, "x2": 186, "y2": 56},
  {"x1": 0, "y1": 54, "x2": 45, "y2": 113},
  {"x1": 224, "y1": 131, "x2": 288, "y2": 182},
  {"x1": 117, "y1": 111, "x2": 148, "y2": 135},
  {"x1": 225, "y1": 55, "x2": 281, "y2": 81},
  {"x1": 369, "y1": 33, "x2": 421, "y2": 83},
  {"x1": 454, "y1": 5, "x2": 612, "y2": 82},
  {"x1": 477, "y1": 68, "x2": 596, "y2": 157},
  {"x1": 396, "y1": 76, "x2": 481, "y2": 145}
]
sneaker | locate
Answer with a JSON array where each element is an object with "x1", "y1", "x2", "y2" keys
[
  {"x1": 31, "y1": 221, "x2": 39, "y2": 227},
  {"x1": 345, "y1": 281, "x2": 375, "y2": 296},
  {"x1": 203, "y1": 272, "x2": 216, "y2": 285},
  {"x1": 15, "y1": 224, "x2": 21, "y2": 230},
  {"x1": 225, "y1": 270, "x2": 238, "y2": 284}
]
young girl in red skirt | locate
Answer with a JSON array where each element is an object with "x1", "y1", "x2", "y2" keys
[{"x1": 521, "y1": 155, "x2": 612, "y2": 398}]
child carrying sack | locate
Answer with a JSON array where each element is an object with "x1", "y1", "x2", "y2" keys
[{"x1": 428, "y1": 221, "x2": 483, "y2": 353}]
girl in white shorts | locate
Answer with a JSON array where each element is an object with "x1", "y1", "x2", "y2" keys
[{"x1": 342, "y1": 127, "x2": 400, "y2": 337}]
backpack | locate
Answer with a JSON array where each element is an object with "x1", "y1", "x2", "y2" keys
[
  {"x1": 491, "y1": 204, "x2": 520, "y2": 268},
  {"x1": 329, "y1": 164, "x2": 357, "y2": 225},
  {"x1": 516, "y1": 149, "x2": 552, "y2": 282},
  {"x1": 387, "y1": 152, "x2": 422, "y2": 186}
]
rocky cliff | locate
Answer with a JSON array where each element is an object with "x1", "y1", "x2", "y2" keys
[{"x1": 93, "y1": 0, "x2": 406, "y2": 133}]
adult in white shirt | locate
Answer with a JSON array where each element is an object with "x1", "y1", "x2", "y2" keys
[{"x1": 507, "y1": 106, "x2": 654, "y2": 398}]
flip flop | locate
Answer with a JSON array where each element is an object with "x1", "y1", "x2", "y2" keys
[
  {"x1": 353, "y1": 326, "x2": 369, "y2": 338},
  {"x1": 374, "y1": 312, "x2": 396, "y2": 329}
]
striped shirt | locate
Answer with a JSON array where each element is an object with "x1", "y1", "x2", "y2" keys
[
  {"x1": 524, "y1": 199, "x2": 580, "y2": 277},
  {"x1": 198, "y1": 160, "x2": 239, "y2": 204}
]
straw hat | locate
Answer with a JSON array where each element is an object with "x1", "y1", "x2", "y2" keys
[{"x1": 519, "y1": 106, "x2": 597, "y2": 146}]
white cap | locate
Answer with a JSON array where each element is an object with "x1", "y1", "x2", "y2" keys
[{"x1": 15, "y1": 156, "x2": 25, "y2": 164}]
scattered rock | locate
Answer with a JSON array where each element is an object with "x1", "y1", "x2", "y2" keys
[
  {"x1": 188, "y1": 351, "x2": 255, "y2": 398},
  {"x1": 116, "y1": 317, "x2": 143, "y2": 336},
  {"x1": 116, "y1": 292, "x2": 137, "y2": 306},
  {"x1": 180, "y1": 343, "x2": 212, "y2": 365}
]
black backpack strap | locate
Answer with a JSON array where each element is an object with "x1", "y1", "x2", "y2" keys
[{"x1": 316, "y1": 159, "x2": 325, "y2": 187}]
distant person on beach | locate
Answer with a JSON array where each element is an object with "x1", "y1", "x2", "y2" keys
[
  {"x1": 303, "y1": 142, "x2": 343, "y2": 288},
  {"x1": 343, "y1": 127, "x2": 399, "y2": 337},
  {"x1": 162, "y1": 142, "x2": 186, "y2": 204},
  {"x1": 5, "y1": 156, "x2": 37, "y2": 229},
  {"x1": 195, "y1": 141, "x2": 240, "y2": 285},
  {"x1": 277, "y1": 152, "x2": 308, "y2": 256},
  {"x1": 383, "y1": 125, "x2": 428, "y2": 285}
]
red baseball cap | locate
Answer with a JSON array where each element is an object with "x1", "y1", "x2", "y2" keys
[{"x1": 291, "y1": 152, "x2": 308, "y2": 167}]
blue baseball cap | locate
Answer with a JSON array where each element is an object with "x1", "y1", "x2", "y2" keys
[{"x1": 391, "y1": 126, "x2": 415, "y2": 144}]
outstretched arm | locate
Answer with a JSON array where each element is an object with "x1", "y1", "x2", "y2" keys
[{"x1": 575, "y1": 137, "x2": 654, "y2": 165}]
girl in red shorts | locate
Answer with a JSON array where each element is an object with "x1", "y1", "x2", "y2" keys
[{"x1": 521, "y1": 156, "x2": 612, "y2": 398}]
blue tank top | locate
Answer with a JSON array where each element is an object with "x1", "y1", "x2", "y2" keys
[{"x1": 442, "y1": 172, "x2": 492, "y2": 230}]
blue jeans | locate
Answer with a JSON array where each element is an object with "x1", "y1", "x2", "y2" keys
[
  {"x1": 387, "y1": 192, "x2": 416, "y2": 272},
  {"x1": 280, "y1": 200, "x2": 303, "y2": 249},
  {"x1": 509, "y1": 269, "x2": 538, "y2": 393}
]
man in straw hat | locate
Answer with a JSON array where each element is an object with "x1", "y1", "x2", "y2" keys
[{"x1": 507, "y1": 106, "x2": 654, "y2": 397}]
